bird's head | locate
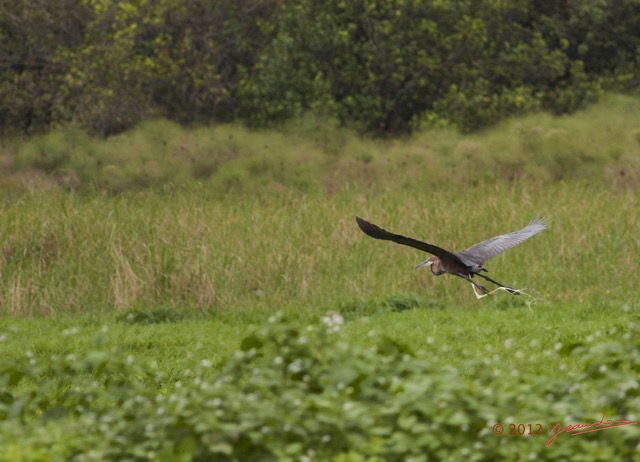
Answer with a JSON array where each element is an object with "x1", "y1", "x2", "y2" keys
[{"x1": 416, "y1": 256, "x2": 442, "y2": 275}]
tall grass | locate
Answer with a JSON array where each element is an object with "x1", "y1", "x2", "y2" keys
[
  {"x1": 0, "y1": 94, "x2": 638, "y2": 316},
  {"x1": 0, "y1": 181, "x2": 636, "y2": 316},
  {"x1": 1, "y1": 94, "x2": 639, "y2": 194}
]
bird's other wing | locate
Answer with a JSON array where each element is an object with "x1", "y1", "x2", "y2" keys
[
  {"x1": 457, "y1": 217, "x2": 548, "y2": 266},
  {"x1": 355, "y1": 217, "x2": 465, "y2": 263}
]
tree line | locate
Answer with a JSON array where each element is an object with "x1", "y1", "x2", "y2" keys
[{"x1": 1, "y1": 0, "x2": 639, "y2": 136}]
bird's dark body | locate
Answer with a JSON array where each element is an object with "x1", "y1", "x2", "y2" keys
[
  {"x1": 355, "y1": 216, "x2": 547, "y2": 295},
  {"x1": 429, "y1": 257, "x2": 466, "y2": 277}
]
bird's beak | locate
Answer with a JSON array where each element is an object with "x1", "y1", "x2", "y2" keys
[{"x1": 416, "y1": 259, "x2": 433, "y2": 269}]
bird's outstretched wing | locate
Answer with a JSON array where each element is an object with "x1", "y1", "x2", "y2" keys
[
  {"x1": 457, "y1": 217, "x2": 548, "y2": 267},
  {"x1": 355, "y1": 217, "x2": 464, "y2": 264}
]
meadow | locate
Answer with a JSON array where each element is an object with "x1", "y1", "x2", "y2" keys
[{"x1": 0, "y1": 95, "x2": 639, "y2": 460}]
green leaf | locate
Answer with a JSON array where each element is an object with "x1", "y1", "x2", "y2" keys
[{"x1": 240, "y1": 334, "x2": 264, "y2": 351}]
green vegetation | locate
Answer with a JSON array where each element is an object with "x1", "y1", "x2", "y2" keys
[
  {"x1": 0, "y1": 95, "x2": 639, "y2": 459},
  {"x1": 1, "y1": 310, "x2": 639, "y2": 461},
  {"x1": 2, "y1": 0, "x2": 639, "y2": 135},
  {"x1": 0, "y1": 179, "x2": 637, "y2": 317},
  {"x1": 2, "y1": 94, "x2": 639, "y2": 193}
]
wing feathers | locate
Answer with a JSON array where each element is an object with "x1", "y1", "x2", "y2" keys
[
  {"x1": 457, "y1": 217, "x2": 548, "y2": 266},
  {"x1": 355, "y1": 217, "x2": 463, "y2": 263}
]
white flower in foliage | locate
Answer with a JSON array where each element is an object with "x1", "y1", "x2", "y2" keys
[{"x1": 321, "y1": 311, "x2": 344, "y2": 333}]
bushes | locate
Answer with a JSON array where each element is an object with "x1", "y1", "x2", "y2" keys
[
  {"x1": 1, "y1": 314, "x2": 639, "y2": 460},
  {"x1": 1, "y1": 0, "x2": 639, "y2": 136},
  {"x1": 0, "y1": 0, "x2": 276, "y2": 136}
]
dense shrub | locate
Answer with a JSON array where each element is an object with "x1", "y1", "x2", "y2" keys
[
  {"x1": 1, "y1": 314, "x2": 638, "y2": 460},
  {"x1": 0, "y1": 0, "x2": 275, "y2": 136},
  {"x1": 0, "y1": 0, "x2": 639, "y2": 135}
]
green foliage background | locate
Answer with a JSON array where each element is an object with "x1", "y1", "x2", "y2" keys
[{"x1": 1, "y1": 0, "x2": 639, "y2": 135}]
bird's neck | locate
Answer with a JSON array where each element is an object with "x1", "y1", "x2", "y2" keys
[{"x1": 430, "y1": 260, "x2": 445, "y2": 276}]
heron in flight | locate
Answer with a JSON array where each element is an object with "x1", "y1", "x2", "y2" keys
[{"x1": 355, "y1": 216, "x2": 547, "y2": 295}]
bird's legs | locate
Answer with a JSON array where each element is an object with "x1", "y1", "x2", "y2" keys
[
  {"x1": 457, "y1": 274, "x2": 489, "y2": 294},
  {"x1": 475, "y1": 273, "x2": 520, "y2": 295}
]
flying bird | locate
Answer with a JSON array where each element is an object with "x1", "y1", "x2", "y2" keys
[{"x1": 355, "y1": 216, "x2": 547, "y2": 295}]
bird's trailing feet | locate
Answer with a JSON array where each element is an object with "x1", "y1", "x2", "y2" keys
[{"x1": 471, "y1": 284, "x2": 524, "y2": 299}]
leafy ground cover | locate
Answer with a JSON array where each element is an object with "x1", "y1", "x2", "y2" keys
[{"x1": 1, "y1": 304, "x2": 638, "y2": 461}]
